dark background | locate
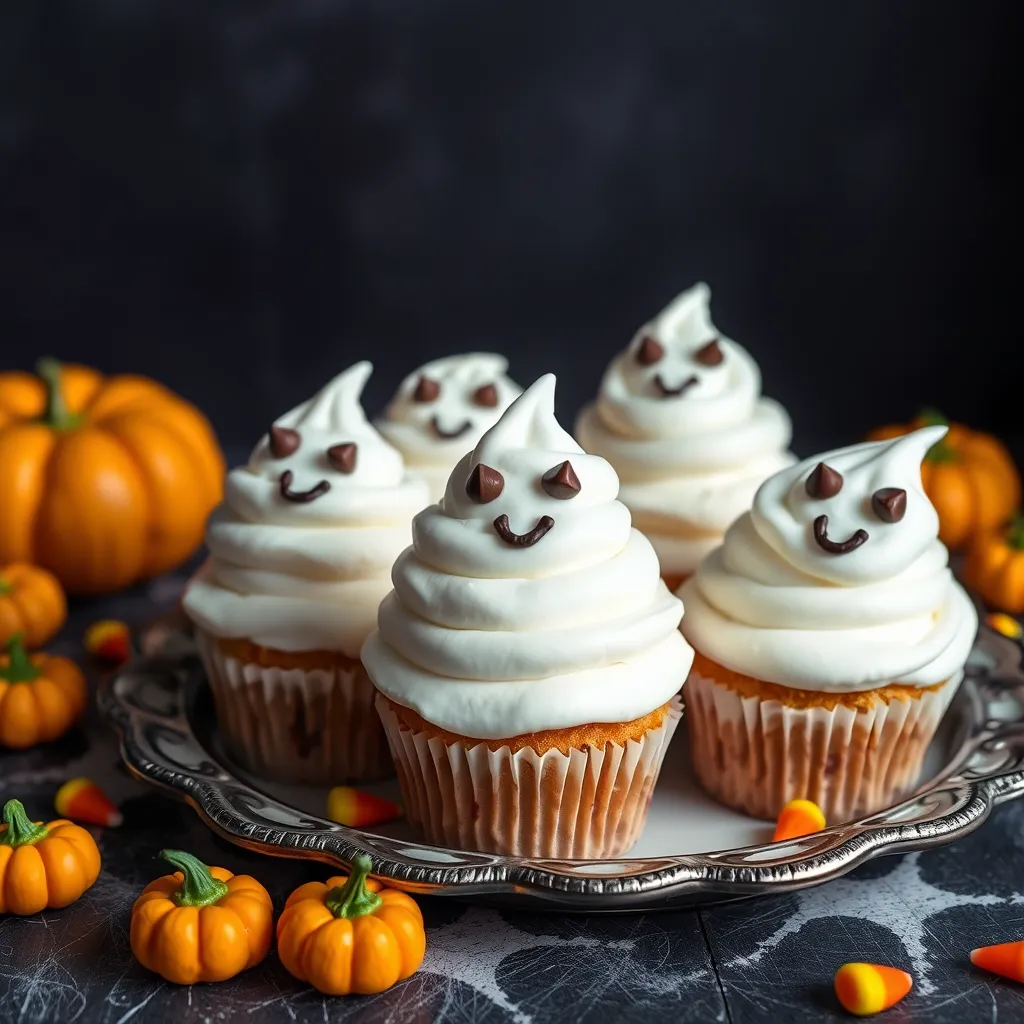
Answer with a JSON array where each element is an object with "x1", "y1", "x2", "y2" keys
[{"x1": 1, "y1": 1, "x2": 1021, "y2": 455}]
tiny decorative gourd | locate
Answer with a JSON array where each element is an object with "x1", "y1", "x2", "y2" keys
[
  {"x1": 130, "y1": 849, "x2": 273, "y2": 984},
  {"x1": 868, "y1": 411, "x2": 1021, "y2": 549},
  {"x1": 966, "y1": 517, "x2": 1024, "y2": 616},
  {"x1": 277, "y1": 855, "x2": 426, "y2": 995},
  {"x1": 0, "y1": 634, "x2": 87, "y2": 749},
  {"x1": 0, "y1": 359, "x2": 224, "y2": 594},
  {"x1": 0, "y1": 563, "x2": 67, "y2": 649},
  {"x1": 0, "y1": 798, "x2": 101, "y2": 914}
]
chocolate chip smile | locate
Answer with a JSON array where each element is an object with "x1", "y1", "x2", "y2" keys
[
  {"x1": 493, "y1": 513, "x2": 554, "y2": 547},
  {"x1": 279, "y1": 470, "x2": 331, "y2": 503},
  {"x1": 431, "y1": 416, "x2": 473, "y2": 440},
  {"x1": 654, "y1": 374, "x2": 699, "y2": 398},
  {"x1": 813, "y1": 514, "x2": 868, "y2": 555}
]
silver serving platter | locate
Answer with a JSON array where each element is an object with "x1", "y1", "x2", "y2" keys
[{"x1": 100, "y1": 620, "x2": 1024, "y2": 910}]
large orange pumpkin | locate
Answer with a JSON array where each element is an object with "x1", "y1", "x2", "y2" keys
[
  {"x1": 0, "y1": 360, "x2": 224, "y2": 594},
  {"x1": 868, "y1": 412, "x2": 1021, "y2": 550}
]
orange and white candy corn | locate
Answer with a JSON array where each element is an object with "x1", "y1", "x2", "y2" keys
[
  {"x1": 55, "y1": 777, "x2": 123, "y2": 827},
  {"x1": 84, "y1": 619, "x2": 131, "y2": 664},
  {"x1": 773, "y1": 798, "x2": 826, "y2": 842},
  {"x1": 326, "y1": 786, "x2": 401, "y2": 828},
  {"x1": 987, "y1": 612, "x2": 1023, "y2": 641},
  {"x1": 970, "y1": 939, "x2": 1024, "y2": 983},
  {"x1": 834, "y1": 963, "x2": 912, "y2": 1016}
]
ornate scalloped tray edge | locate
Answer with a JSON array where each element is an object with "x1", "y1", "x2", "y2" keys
[{"x1": 100, "y1": 621, "x2": 1024, "y2": 910}]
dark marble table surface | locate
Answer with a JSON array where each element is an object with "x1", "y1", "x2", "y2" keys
[{"x1": 2, "y1": 575, "x2": 1024, "y2": 1024}]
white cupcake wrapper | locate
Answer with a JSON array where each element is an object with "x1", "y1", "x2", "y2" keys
[
  {"x1": 376, "y1": 693, "x2": 682, "y2": 858},
  {"x1": 686, "y1": 668, "x2": 960, "y2": 822},
  {"x1": 196, "y1": 631, "x2": 393, "y2": 785}
]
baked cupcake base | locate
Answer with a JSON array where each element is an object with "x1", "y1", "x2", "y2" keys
[
  {"x1": 686, "y1": 652, "x2": 959, "y2": 822},
  {"x1": 376, "y1": 694, "x2": 682, "y2": 858},
  {"x1": 196, "y1": 632, "x2": 393, "y2": 785}
]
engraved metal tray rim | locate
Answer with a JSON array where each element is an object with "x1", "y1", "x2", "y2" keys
[{"x1": 99, "y1": 621, "x2": 1024, "y2": 909}]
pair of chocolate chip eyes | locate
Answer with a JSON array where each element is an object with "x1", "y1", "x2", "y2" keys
[
  {"x1": 413, "y1": 376, "x2": 499, "y2": 407},
  {"x1": 635, "y1": 336, "x2": 724, "y2": 367},
  {"x1": 805, "y1": 463, "x2": 906, "y2": 523},
  {"x1": 268, "y1": 426, "x2": 357, "y2": 473},
  {"x1": 466, "y1": 461, "x2": 581, "y2": 503}
]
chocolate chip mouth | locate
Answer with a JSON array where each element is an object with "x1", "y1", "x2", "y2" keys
[
  {"x1": 654, "y1": 374, "x2": 699, "y2": 398},
  {"x1": 432, "y1": 416, "x2": 473, "y2": 440},
  {"x1": 493, "y1": 513, "x2": 554, "y2": 548},
  {"x1": 279, "y1": 470, "x2": 331, "y2": 503},
  {"x1": 813, "y1": 514, "x2": 868, "y2": 555}
]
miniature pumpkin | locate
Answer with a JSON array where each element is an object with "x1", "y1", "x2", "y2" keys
[
  {"x1": 130, "y1": 849, "x2": 273, "y2": 984},
  {"x1": 868, "y1": 412, "x2": 1021, "y2": 549},
  {"x1": 965, "y1": 518, "x2": 1024, "y2": 615},
  {"x1": 0, "y1": 359, "x2": 224, "y2": 595},
  {"x1": 0, "y1": 798, "x2": 101, "y2": 914},
  {"x1": 0, "y1": 563, "x2": 67, "y2": 650},
  {"x1": 276, "y1": 855, "x2": 426, "y2": 995},
  {"x1": 0, "y1": 634, "x2": 87, "y2": 748}
]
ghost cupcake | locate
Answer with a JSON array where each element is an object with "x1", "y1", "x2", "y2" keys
[
  {"x1": 377, "y1": 353, "x2": 522, "y2": 502},
  {"x1": 183, "y1": 362, "x2": 429, "y2": 785},
  {"x1": 680, "y1": 426, "x2": 978, "y2": 822},
  {"x1": 576, "y1": 283, "x2": 794, "y2": 590},
  {"x1": 362, "y1": 374, "x2": 692, "y2": 858}
]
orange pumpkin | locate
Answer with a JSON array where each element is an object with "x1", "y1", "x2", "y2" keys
[
  {"x1": 868, "y1": 412, "x2": 1021, "y2": 549},
  {"x1": 0, "y1": 563, "x2": 66, "y2": 649},
  {"x1": 0, "y1": 360, "x2": 224, "y2": 595},
  {"x1": 965, "y1": 518, "x2": 1024, "y2": 615}
]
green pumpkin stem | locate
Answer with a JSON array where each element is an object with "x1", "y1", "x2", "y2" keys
[
  {"x1": 916, "y1": 408, "x2": 955, "y2": 464},
  {"x1": 36, "y1": 358, "x2": 81, "y2": 431},
  {"x1": 0, "y1": 576, "x2": 11, "y2": 595},
  {"x1": 160, "y1": 849, "x2": 229, "y2": 908},
  {"x1": 0, "y1": 634, "x2": 42, "y2": 684},
  {"x1": 1007, "y1": 516, "x2": 1024, "y2": 551},
  {"x1": 0, "y1": 800, "x2": 49, "y2": 847},
  {"x1": 323, "y1": 855, "x2": 383, "y2": 919}
]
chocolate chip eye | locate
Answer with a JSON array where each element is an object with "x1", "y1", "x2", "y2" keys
[
  {"x1": 413, "y1": 376, "x2": 440, "y2": 403},
  {"x1": 473, "y1": 383, "x2": 499, "y2": 408},
  {"x1": 541, "y1": 461, "x2": 581, "y2": 499},
  {"x1": 327, "y1": 442, "x2": 357, "y2": 474},
  {"x1": 268, "y1": 425, "x2": 301, "y2": 458},
  {"x1": 872, "y1": 487, "x2": 907, "y2": 523},
  {"x1": 635, "y1": 335, "x2": 664, "y2": 366},
  {"x1": 805, "y1": 462, "x2": 843, "y2": 499},
  {"x1": 466, "y1": 463, "x2": 504, "y2": 503},
  {"x1": 694, "y1": 339, "x2": 724, "y2": 366}
]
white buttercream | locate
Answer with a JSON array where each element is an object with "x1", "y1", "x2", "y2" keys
[
  {"x1": 576, "y1": 283, "x2": 794, "y2": 576},
  {"x1": 377, "y1": 353, "x2": 522, "y2": 503},
  {"x1": 362, "y1": 374, "x2": 694, "y2": 738},
  {"x1": 680, "y1": 427, "x2": 978, "y2": 691},
  {"x1": 183, "y1": 362, "x2": 429, "y2": 656}
]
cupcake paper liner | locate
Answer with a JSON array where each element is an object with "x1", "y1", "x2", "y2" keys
[
  {"x1": 686, "y1": 666, "x2": 960, "y2": 822},
  {"x1": 196, "y1": 631, "x2": 393, "y2": 785},
  {"x1": 376, "y1": 694, "x2": 682, "y2": 858}
]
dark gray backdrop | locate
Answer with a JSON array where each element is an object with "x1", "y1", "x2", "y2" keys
[{"x1": 1, "y1": 1, "x2": 1020, "y2": 453}]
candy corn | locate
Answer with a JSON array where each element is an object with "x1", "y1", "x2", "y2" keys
[
  {"x1": 55, "y1": 777, "x2": 123, "y2": 827},
  {"x1": 326, "y1": 786, "x2": 401, "y2": 828},
  {"x1": 773, "y1": 798, "x2": 826, "y2": 842},
  {"x1": 84, "y1": 619, "x2": 131, "y2": 664},
  {"x1": 834, "y1": 963, "x2": 912, "y2": 1016},
  {"x1": 987, "y1": 612, "x2": 1023, "y2": 642},
  {"x1": 970, "y1": 939, "x2": 1024, "y2": 983}
]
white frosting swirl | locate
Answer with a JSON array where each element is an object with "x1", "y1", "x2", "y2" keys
[
  {"x1": 576, "y1": 283, "x2": 794, "y2": 575},
  {"x1": 183, "y1": 362, "x2": 429, "y2": 656},
  {"x1": 680, "y1": 427, "x2": 978, "y2": 691},
  {"x1": 362, "y1": 374, "x2": 694, "y2": 738},
  {"x1": 377, "y1": 353, "x2": 522, "y2": 502}
]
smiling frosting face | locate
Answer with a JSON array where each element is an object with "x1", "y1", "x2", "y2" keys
[
  {"x1": 377, "y1": 353, "x2": 522, "y2": 502},
  {"x1": 576, "y1": 283, "x2": 794, "y2": 578},
  {"x1": 182, "y1": 362, "x2": 429, "y2": 655},
  {"x1": 680, "y1": 427, "x2": 978, "y2": 692},
  {"x1": 361, "y1": 374, "x2": 694, "y2": 739}
]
